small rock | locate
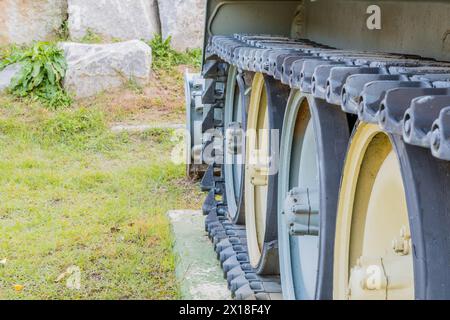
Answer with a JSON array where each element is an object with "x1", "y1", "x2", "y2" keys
[
  {"x1": 68, "y1": 0, "x2": 160, "y2": 42},
  {"x1": 55, "y1": 265, "x2": 81, "y2": 290},
  {"x1": 60, "y1": 40, "x2": 152, "y2": 98},
  {"x1": 158, "y1": 0, "x2": 206, "y2": 51},
  {"x1": 0, "y1": 63, "x2": 21, "y2": 93}
]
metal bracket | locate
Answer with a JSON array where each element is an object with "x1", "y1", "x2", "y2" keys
[
  {"x1": 282, "y1": 187, "x2": 319, "y2": 236},
  {"x1": 226, "y1": 122, "x2": 243, "y2": 155}
]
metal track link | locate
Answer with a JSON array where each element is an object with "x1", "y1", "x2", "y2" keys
[
  {"x1": 204, "y1": 207, "x2": 283, "y2": 300},
  {"x1": 206, "y1": 33, "x2": 450, "y2": 161}
]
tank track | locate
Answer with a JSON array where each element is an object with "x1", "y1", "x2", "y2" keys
[
  {"x1": 204, "y1": 206, "x2": 282, "y2": 300},
  {"x1": 200, "y1": 53, "x2": 283, "y2": 300},
  {"x1": 199, "y1": 33, "x2": 450, "y2": 300}
]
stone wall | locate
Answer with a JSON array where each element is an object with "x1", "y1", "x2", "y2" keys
[
  {"x1": 158, "y1": 0, "x2": 206, "y2": 51},
  {"x1": 67, "y1": 0, "x2": 160, "y2": 42},
  {"x1": 0, "y1": 0, "x2": 67, "y2": 45},
  {"x1": 0, "y1": 0, "x2": 206, "y2": 51}
]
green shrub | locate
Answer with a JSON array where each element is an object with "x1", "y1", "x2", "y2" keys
[
  {"x1": 149, "y1": 35, "x2": 202, "y2": 70},
  {"x1": 55, "y1": 19, "x2": 70, "y2": 41},
  {"x1": 182, "y1": 48, "x2": 202, "y2": 68},
  {"x1": 0, "y1": 42, "x2": 72, "y2": 109}
]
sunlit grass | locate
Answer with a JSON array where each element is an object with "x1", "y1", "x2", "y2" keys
[{"x1": 0, "y1": 97, "x2": 203, "y2": 299}]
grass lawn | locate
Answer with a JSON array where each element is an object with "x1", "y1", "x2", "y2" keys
[{"x1": 0, "y1": 67, "x2": 203, "y2": 299}]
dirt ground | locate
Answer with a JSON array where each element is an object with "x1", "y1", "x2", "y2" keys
[{"x1": 75, "y1": 66, "x2": 195, "y2": 127}]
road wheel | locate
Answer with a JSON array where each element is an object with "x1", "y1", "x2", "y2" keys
[
  {"x1": 334, "y1": 122, "x2": 450, "y2": 300},
  {"x1": 278, "y1": 91, "x2": 349, "y2": 299},
  {"x1": 224, "y1": 66, "x2": 251, "y2": 224},
  {"x1": 245, "y1": 73, "x2": 289, "y2": 275}
]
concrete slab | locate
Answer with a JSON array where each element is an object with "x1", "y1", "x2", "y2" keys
[{"x1": 167, "y1": 210, "x2": 230, "y2": 300}]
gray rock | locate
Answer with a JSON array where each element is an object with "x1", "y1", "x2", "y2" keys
[
  {"x1": 0, "y1": 64, "x2": 22, "y2": 93},
  {"x1": 61, "y1": 40, "x2": 152, "y2": 98},
  {"x1": 68, "y1": 0, "x2": 160, "y2": 42},
  {"x1": 0, "y1": 0, "x2": 67, "y2": 45},
  {"x1": 158, "y1": 0, "x2": 206, "y2": 51}
]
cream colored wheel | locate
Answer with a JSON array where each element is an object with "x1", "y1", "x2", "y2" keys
[
  {"x1": 246, "y1": 73, "x2": 268, "y2": 267},
  {"x1": 334, "y1": 123, "x2": 414, "y2": 300},
  {"x1": 245, "y1": 73, "x2": 289, "y2": 274}
]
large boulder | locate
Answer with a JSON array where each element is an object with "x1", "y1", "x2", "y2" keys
[
  {"x1": 0, "y1": 64, "x2": 21, "y2": 93},
  {"x1": 158, "y1": 0, "x2": 206, "y2": 51},
  {"x1": 68, "y1": 0, "x2": 160, "y2": 42},
  {"x1": 0, "y1": 0, "x2": 67, "y2": 45},
  {"x1": 61, "y1": 40, "x2": 152, "y2": 99}
]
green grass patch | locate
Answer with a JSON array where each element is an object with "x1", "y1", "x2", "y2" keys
[
  {"x1": 80, "y1": 29, "x2": 104, "y2": 44},
  {"x1": 149, "y1": 35, "x2": 202, "y2": 71},
  {"x1": 0, "y1": 98, "x2": 203, "y2": 299}
]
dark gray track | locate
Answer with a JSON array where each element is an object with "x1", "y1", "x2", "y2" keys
[{"x1": 197, "y1": 34, "x2": 450, "y2": 300}]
